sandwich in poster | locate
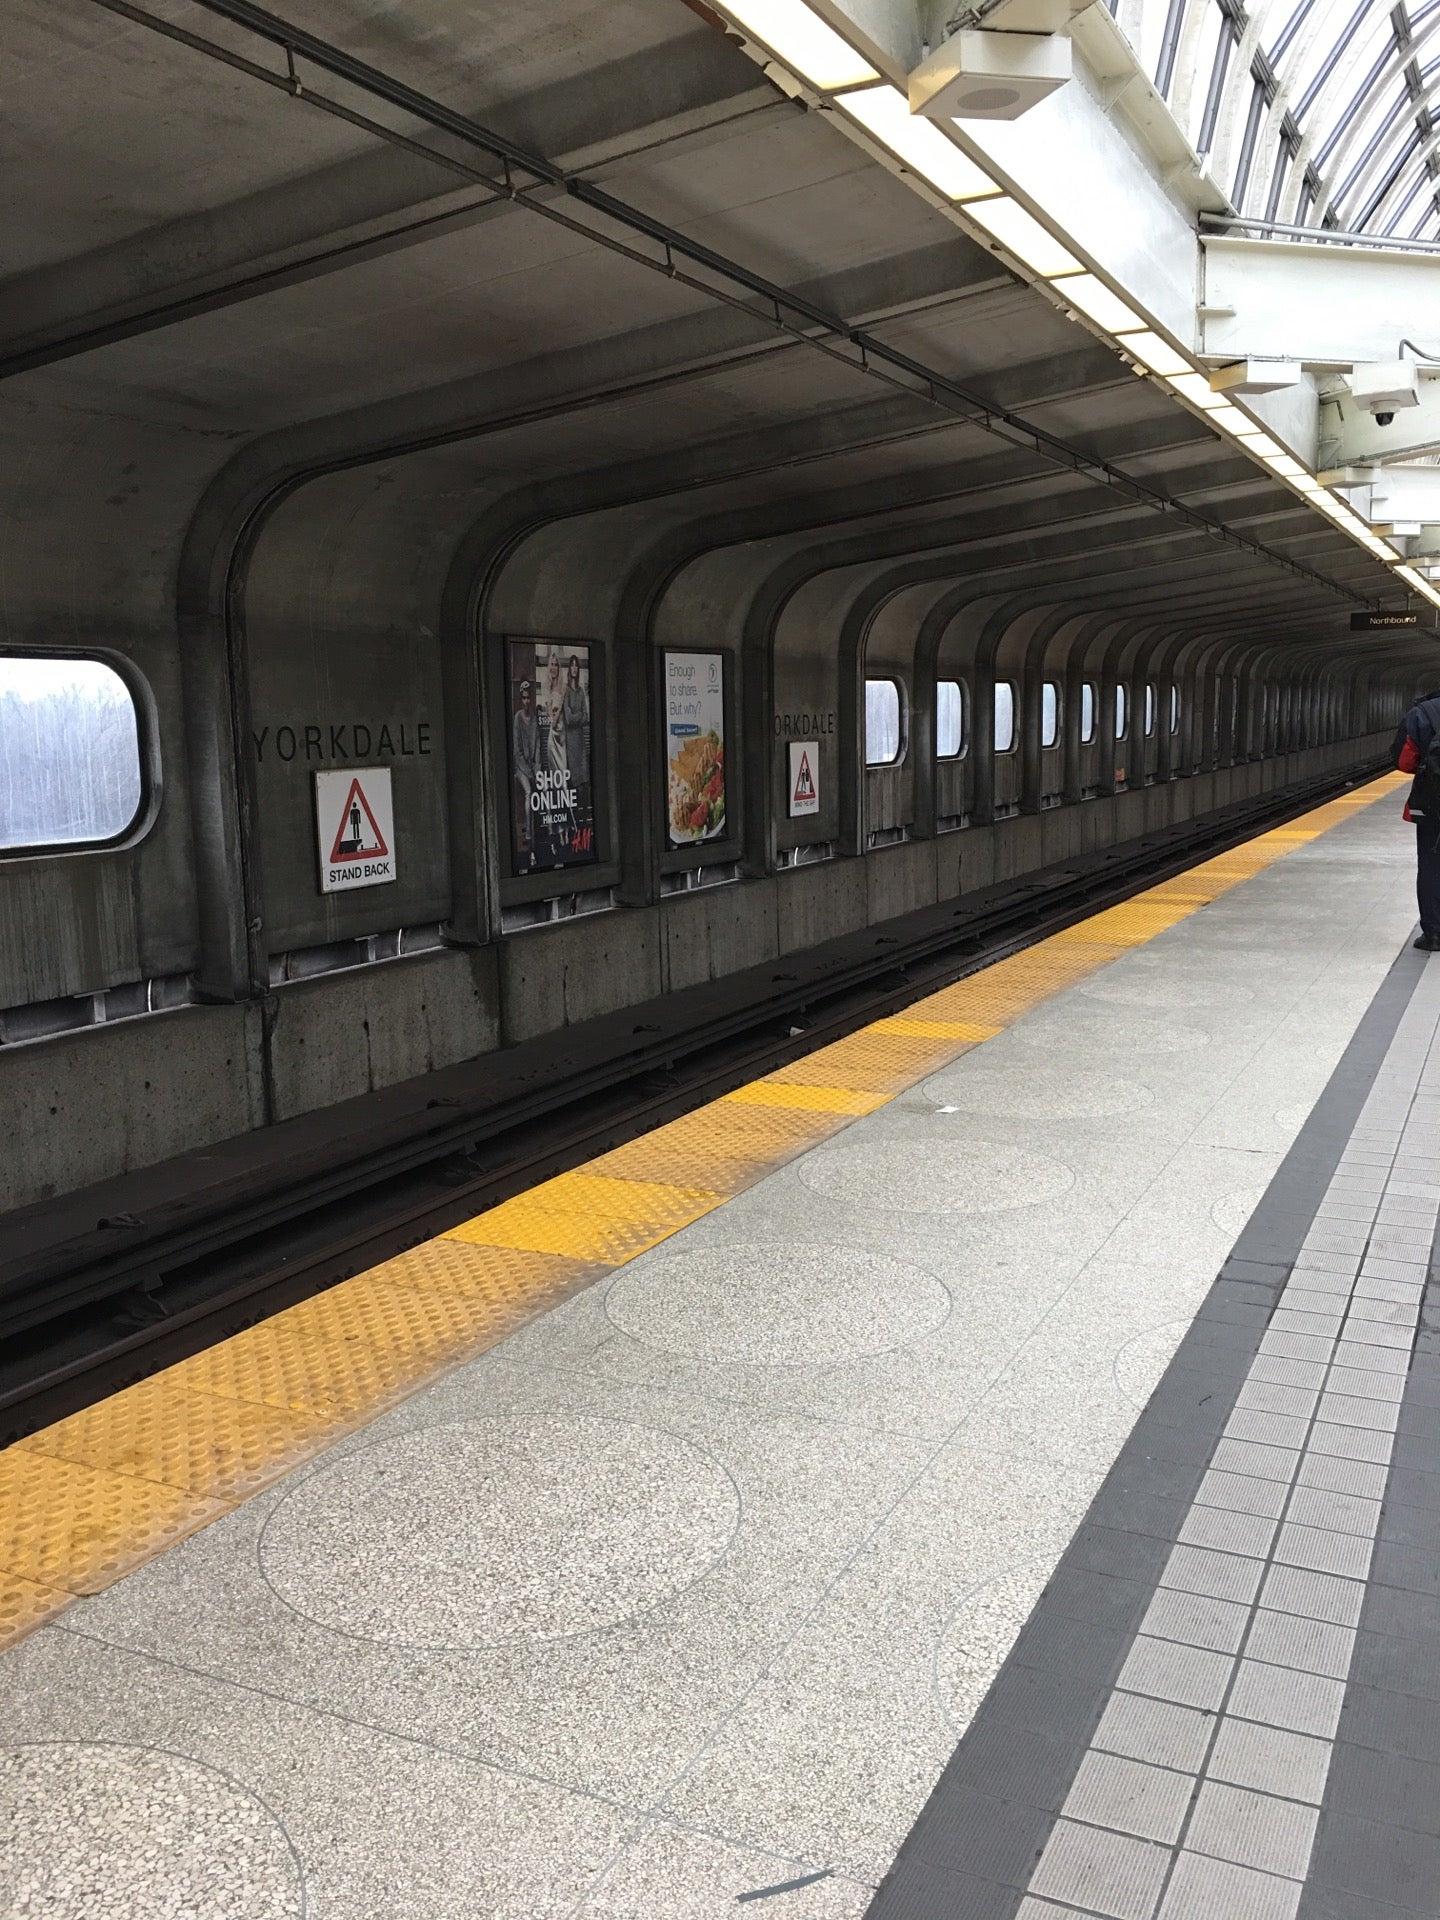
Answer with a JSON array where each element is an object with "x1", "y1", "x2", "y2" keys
[{"x1": 665, "y1": 651, "x2": 726, "y2": 847}]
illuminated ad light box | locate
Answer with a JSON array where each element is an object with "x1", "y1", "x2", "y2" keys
[
  {"x1": 507, "y1": 639, "x2": 596, "y2": 876},
  {"x1": 665, "y1": 651, "x2": 727, "y2": 849}
]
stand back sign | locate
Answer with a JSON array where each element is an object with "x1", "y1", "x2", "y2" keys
[
  {"x1": 315, "y1": 767, "x2": 396, "y2": 893},
  {"x1": 788, "y1": 740, "x2": 820, "y2": 817}
]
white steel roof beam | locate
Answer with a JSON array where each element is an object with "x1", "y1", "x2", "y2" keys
[{"x1": 1201, "y1": 230, "x2": 1440, "y2": 365}]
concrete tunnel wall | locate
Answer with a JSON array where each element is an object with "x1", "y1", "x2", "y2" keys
[
  {"x1": 2, "y1": 0, "x2": 1435, "y2": 1213},
  {"x1": 0, "y1": 405, "x2": 1420, "y2": 1209}
]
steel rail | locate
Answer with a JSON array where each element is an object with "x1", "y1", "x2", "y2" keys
[{"x1": 0, "y1": 754, "x2": 1389, "y2": 1439}]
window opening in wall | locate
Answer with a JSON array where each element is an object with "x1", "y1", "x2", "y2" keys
[
  {"x1": 269, "y1": 923, "x2": 446, "y2": 985},
  {"x1": 865, "y1": 678, "x2": 903, "y2": 767},
  {"x1": 936, "y1": 679, "x2": 965, "y2": 759},
  {"x1": 1114, "y1": 684, "x2": 1129, "y2": 741},
  {"x1": 1144, "y1": 683, "x2": 1157, "y2": 737},
  {"x1": 1041, "y1": 680, "x2": 1060, "y2": 749},
  {"x1": 659, "y1": 862, "x2": 740, "y2": 897},
  {"x1": 0, "y1": 971, "x2": 199, "y2": 1047},
  {"x1": 1170, "y1": 685, "x2": 1181, "y2": 733},
  {"x1": 1080, "y1": 681, "x2": 1097, "y2": 744},
  {"x1": 994, "y1": 680, "x2": 1016, "y2": 753},
  {"x1": 776, "y1": 840, "x2": 834, "y2": 869},
  {"x1": 0, "y1": 654, "x2": 144, "y2": 852},
  {"x1": 501, "y1": 886, "x2": 618, "y2": 934}
]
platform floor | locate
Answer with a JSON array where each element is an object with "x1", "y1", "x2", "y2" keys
[{"x1": 3, "y1": 779, "x2": 1437, "y2": 1918}]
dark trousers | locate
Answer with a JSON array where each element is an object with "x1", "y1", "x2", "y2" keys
[{"x1": 1419, "y1": 819, "x2": 1440, "y2": 937}]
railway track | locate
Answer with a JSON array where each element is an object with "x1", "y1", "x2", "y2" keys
[{"x1": 0, "y1": 757, "x2": 1388, "y2": 1439}]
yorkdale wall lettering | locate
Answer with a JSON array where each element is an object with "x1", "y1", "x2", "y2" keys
[
  {"x1": 773, "y1": 710, "x2": 837, "y2": 740},
  {"x1": 253, "y1": 721, "x2": 433, "y2": 763}
]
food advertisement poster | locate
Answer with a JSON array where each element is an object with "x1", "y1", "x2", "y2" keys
[
  {"x1": 664, "y1": 651, "x2": 726, "y2": 848},
  {"x1": 507, "y1": 639, "x2": 596, "y2": 876}
]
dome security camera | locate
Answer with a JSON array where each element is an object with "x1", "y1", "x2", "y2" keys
[{"x1": 1348, "y1": 363, "x2": 1419, "y2": 423}]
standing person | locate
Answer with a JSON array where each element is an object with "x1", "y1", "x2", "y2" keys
[
  {"x1": 1395, "y1": 688, "x2": 1440, "y2": 950},
  {"x1": 511, "y1": 677, "x2": 538, "y2": 869}
]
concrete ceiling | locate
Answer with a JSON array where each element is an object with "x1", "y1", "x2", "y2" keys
[{"x1": 0, "y1": 0, "x2": 1425, "y2": 680}]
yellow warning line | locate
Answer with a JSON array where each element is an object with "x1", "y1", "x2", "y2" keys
[{"x1": 0, "y1": 773, "x2": 1406, "y2": 1647}]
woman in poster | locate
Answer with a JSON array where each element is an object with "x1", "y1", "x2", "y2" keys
[
  {"x1": 510, "y1": 675, "x2": 538, "y2": 870},
  {"x1": 543, "y1": 650, "x2": 568, "y2": 775},
  {"x1": 562, "y1": 652, "x2": 590, "y2": 798}
]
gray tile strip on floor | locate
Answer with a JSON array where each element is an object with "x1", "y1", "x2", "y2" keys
[{"x1": 867, "y1": 939, "x2": 1440, "y2": 1920}]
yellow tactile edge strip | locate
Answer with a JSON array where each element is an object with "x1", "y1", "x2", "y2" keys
[{"x1": 0, "y1": 774, "x2": 1406, "y2": 1648}]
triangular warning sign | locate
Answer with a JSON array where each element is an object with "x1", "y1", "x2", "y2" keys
[
  {"x1": 792, "y1": 748, "x2": 816, "y2": 808},
  {"x1": 328, "y1": 775, "x2": 390, "y2": 863}
]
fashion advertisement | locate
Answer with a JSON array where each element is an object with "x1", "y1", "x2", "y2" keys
[
  {"x1": 664, "y1": 651, "x2": 726, "y2": 849},
  {"x1": 507, "y1": 640, "x2": 595, "y2": 875}
]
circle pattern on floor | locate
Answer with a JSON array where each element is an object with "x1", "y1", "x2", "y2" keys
[
  {"x1": 796, "y1": 1140, "x2": 1074, "y2": 1214},
  {"x1": 1112, "y1": 1319, "x2": 1191, "y2": 1410},
  {"x1": 1008, "y1": 1008, "x2": 1209, "y2": 1056},
  {"x1": 1078, "y1": 972, "x2": 1253, "y2": 1011},
  {"x1": 920, "y1": 1056, "x2": 1154, "y2": 1120},
  {"x1": 259, "y1": 1417, "x2": 739, "y2": 1649},
  {"x1": 604, "y1": 1244, "x2": 951, "y2": 1365},
  {"x1": 934, "y1": 1556, "x2": 1063, "y2": 1735},
  {"x1": 1212, "y1": 1190, "x2": 1263, "y2": 1238},
  {"x1": 0, "y1": 1744, "x2": 303, "y2": 1918},
  {"x1": 1181, "y1": 921, "x2": 1310, "y2": 948}
]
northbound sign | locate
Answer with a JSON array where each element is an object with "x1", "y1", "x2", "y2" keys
[{"x1": 1350, "y1": 610, "x2": 1422, "y2": 631}]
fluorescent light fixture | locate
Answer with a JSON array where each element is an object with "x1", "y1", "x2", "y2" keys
[
  {"x1": 965, "y1": 195, "x2": 1082, "y2": 276},
  {"x1": 1164, "y1": 371, "x2": 1226, "y2": 410},
  {"x1": 1122, "y1": 331, "x2": 1191, "y2": 378},
  {"x1": 1236, "y1": 430, "x2": 1283, "y2": 458},
  {"x1": 1395, "y1": 564, "x2": 1440, "y2": 606},
  {"x1": 1292, "y1": 474, "x2": 1323, "y2": 493},
  {"x1": 836, "y1": 85, "x2": 997, "y2": 200},
  {"x1": 1259, "y1": 452, "x2": 1306, "y2": 479},
  {"x1": 1204, "y1": 402, "x2": 1251, "y2": 433},
  {"x1": 720, "y1": 0, "x2": 879, "y2": 89},
  {"x1": 1053, "y1": 273, "x2": 1144, "y2": 333}
]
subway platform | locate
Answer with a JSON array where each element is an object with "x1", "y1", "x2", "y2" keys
[{"x1": 5, "y1": 776, "x2": 1440, "y2": 1918}]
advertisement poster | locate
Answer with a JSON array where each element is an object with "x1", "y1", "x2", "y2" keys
[
  {"x1": 507, "y1": 640, "x2": 595, "y2": 875},
  {"x1": 664, "y1": 651, "x2": 726, "y2": 848}
]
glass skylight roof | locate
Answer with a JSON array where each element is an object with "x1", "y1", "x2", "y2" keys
[{"x1": 1110, "y1": 0, "x2": 1440, "y2": 241}]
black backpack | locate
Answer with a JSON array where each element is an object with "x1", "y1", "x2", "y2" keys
[{"x1": 1413, "y1": 701, "x2": 1440, "y2": 791}]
